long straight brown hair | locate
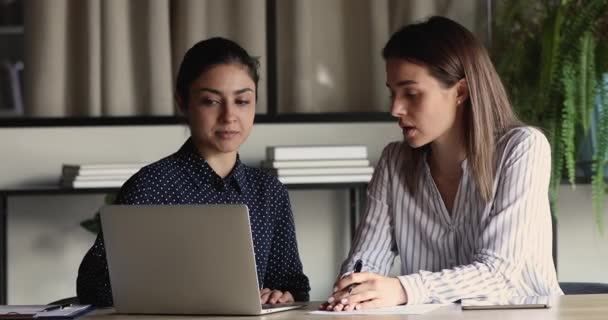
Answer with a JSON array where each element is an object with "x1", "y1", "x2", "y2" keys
[{"x1": 382, "y1": 16, "x2": 522, "y2": 202}]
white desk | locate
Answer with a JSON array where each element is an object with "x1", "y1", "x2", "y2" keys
[{"x1": 82, "y1": 294, "x2": 608, "y2": 319}]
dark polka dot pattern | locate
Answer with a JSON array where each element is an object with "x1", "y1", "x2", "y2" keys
[{"x1": 76, "y1": 138, "x2": 310, "y2": 306}]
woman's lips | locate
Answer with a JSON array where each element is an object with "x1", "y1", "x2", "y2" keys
[
  {"x1": 216, "y1": 130, "x2": 239, "y2": 139},
  {"x1": 402, "y1": 126, "x2": 416, "y2": 138}
]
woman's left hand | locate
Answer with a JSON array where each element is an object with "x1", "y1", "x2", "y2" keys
[
  {"x1": 260, "y1": 288, "x2": 294, "y2": 304},
  {"x1": 320, "y1": 272, "x2": 407, "y2": 311}
]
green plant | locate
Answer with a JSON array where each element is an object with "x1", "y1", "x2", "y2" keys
[{"x1": 492, "y1": 0, "x2": 608, "y2": 232}]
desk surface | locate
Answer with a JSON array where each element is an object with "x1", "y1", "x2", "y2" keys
[{"x1": 82, "y1": 294, "x2": 608, "y2": 319}]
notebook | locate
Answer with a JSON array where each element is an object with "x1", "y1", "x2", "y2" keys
[
  {"x1": 100, "y1": 204, "x2": 305, "y2": 315},
  {"x1": 0, "y1": 304, "x2": 94, "y2": 319}
]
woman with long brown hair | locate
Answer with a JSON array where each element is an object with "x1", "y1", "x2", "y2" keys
[{"x1": 323, "y1": 16, "x2": 562, "y2": 311}]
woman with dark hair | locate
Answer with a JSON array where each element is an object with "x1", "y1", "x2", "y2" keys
[
  {"x1": 77, "y1": 37, "x2": 310, "y2": 307},
  {"x1": 323, "y1": 16, "x2": 562, "y2": 311}
]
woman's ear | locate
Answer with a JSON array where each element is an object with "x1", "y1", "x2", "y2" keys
[{"x1": 456, "y1": 79, "x2": 469, "y2": 105}]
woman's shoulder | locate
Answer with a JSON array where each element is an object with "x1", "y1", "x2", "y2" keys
[
  {"x1": 497, "y1": 126, "x2": 549, "y2": 151},
  {"x1": 132, "y1": 153, "x2": 181, "y2": 180},
  {"x1": 115, "y1": 154, "x2": 181, "y2": 202},
  {"x1": 496, "y1": 126, "x2": 551, "y2": 167}
]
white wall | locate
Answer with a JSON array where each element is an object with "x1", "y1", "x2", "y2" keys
[
  {"x1": 556, "y1": 185, "x2": 608, "y2": 283},
  {"x1": 2, "y1": 124, "x2": 607, "y2": 304}
]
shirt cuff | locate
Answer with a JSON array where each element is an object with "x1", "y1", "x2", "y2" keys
[{"x1": 397, "y1": 273, "x2": 430, "y2": 305}]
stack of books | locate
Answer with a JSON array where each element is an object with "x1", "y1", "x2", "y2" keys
[
  {"x1": 263, "y1": 145, "x2": 374, "y2": 184},
  {"x1": 61, "y1": 163, "x2": 146, "y2": 188}
]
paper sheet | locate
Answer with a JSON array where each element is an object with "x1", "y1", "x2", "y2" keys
[
  {"x1": 0, "y1": 304, "x2": 94, "y2": 319},
  {"x1": 309, "y1": 303, "x2": 451, "y2": 315}
]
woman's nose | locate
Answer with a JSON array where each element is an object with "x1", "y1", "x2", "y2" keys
[
  {"x1": 220, "y1": 103, "x2": 237, "y2": 122},
  {"x1": 390, "y1": 100, "x2": 407, "y2": 118}
]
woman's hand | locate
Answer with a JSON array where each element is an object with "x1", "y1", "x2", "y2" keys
[
  {"x1": 320, "y1": 272, "x2": 407, "y2": 311},
  {"x1": 260, "y1": 288, "x2": 294, "y2": 304}
]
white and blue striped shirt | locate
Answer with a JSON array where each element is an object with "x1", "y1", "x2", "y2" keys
[{"x1": 341, "y1": 126, "x2": 563, "y2": 304}]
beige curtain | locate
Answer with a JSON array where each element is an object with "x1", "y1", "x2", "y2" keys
[
  {"x1": 24, "y1": 0, "x2": 266, "y2": 117},
  {"x1": 277, "y1": 0, "x2": 487, "y2": 113},
  {"x1": 24, "y1": 0, "x2": 485, "y2": 116}
]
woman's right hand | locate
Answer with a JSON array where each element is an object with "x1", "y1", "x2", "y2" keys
[
  {"x1": 260, "y1": 288, "x2": 294, "y2": 304},
  {"x1": 320, "y1": 272, "x2": 407, "y2": 311}
]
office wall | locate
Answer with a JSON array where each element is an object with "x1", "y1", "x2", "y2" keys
[
  {"x1": 1, "y1": 124, "x2": 607, "y2": 304},
  {"x1": 556, "y1": 185, "x2": 608, "y2": 283}
]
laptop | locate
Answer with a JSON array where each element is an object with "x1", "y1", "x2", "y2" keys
[{"x1": 100, "y1": 204, "x2": 306, "y2": 315}]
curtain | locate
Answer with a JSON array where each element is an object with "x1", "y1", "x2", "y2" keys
[
  {"x1": 277, "y1": 0, "x2": 487, "y2": 113},
  {"x1": 24, "y1": 0, "x2": 485, "y2": 116},
  {"x1": 24, "y1": 0, "x2": 266, "y2": 117}
]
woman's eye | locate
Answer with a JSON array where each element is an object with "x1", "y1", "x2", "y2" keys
[
  {"x1": 235, "y1": 99, "x2": 250, "y2": 106},
  {"x1": 200, "y1": 98, "x2": 219, "y2": 106}
]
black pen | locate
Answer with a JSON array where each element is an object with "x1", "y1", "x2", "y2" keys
[
  {"x1": 42, "y1": 304, "x2": 71, "y2": 312},
  {"x1": 347, "y1": 259, "x2": 363, "y2": 295}
]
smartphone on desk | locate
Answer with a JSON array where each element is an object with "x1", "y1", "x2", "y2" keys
[{"x1": 461, "y1": 296, "x2": 551, "y2": 310}]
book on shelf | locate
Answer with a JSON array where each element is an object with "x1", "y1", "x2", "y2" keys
[
  {"x1": 62, "y1": 179, "x2": 127, "y2": 188},
  {"x1": 63, "y1": 163, "x2": 147, "y2": 170},
  {"x1": 271, "y1": 166, "x2": 374, "y2": 176},
  {"x1": 261, "y1": 159, "x2": 370, "y2": 168},
  {"x1": 63, "y1": 168, "x2": 141, "y2": 177},
  {"x1": 277, "y1": 174, "x2": 372, "y2": 184},
  {"x1": 63, "y1": 174, "x2": 132, "y2": 181},
  {"x1": 62, "y1": 163, "x2": 146, "y2": 176},
  {"x1": 266, "y1": 145, "x2": 368, "y2": 161}
]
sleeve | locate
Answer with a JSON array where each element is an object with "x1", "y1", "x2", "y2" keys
[
  {"x1": 76, "y1": 219, "x2": 113, "y2": 307},
  {"x1": 339, "y1": 144, "x2": 399, "y2": 276},
  {"x1": 263, "y1": 185, "x2": 311, "y2": 301},
  {"x1": 76, "y1": 174, "x2": 150, "y2": 306},
  {"x1": 397, "y1": 129, "x2": 554, "y2": 304}
]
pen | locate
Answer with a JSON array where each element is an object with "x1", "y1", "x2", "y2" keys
[
  {"x1": 347, "y1": 259, "x2": 363, "y2": 295},
  {"x1": 42, "y1": 304, "x2": 71, "y2": 312}
]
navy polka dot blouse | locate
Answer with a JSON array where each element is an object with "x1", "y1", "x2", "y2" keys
[{"x1": 76, "y1": 138, "x2": 311, "y2": 306}]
